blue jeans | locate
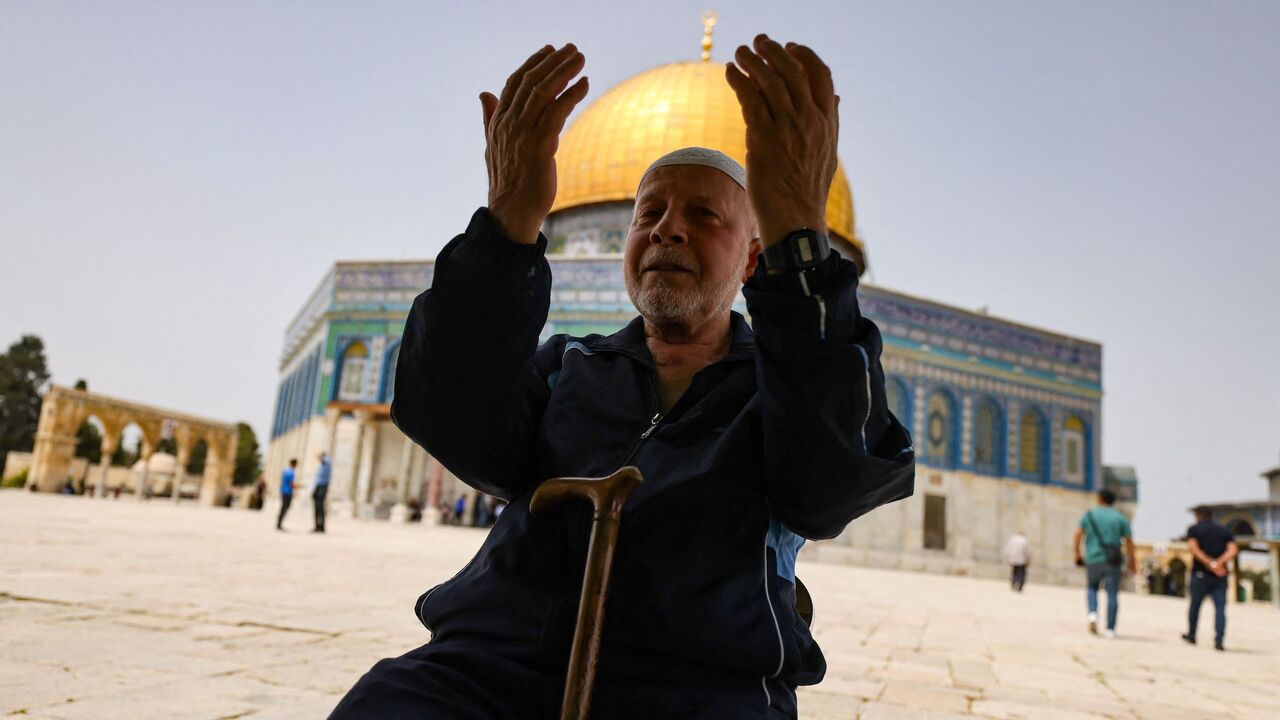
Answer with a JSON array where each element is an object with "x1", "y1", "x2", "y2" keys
[
  {"x1": 1086, "y1": 562, "x2": 1121, "y2": 630},
  {"x1": 1187, "y1": 570, "x2": 1227, "y2": 643}
]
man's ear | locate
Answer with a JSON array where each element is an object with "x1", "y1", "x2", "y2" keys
[{"x1": 742, "y1": 237, "x2": 763, "y2": 281}]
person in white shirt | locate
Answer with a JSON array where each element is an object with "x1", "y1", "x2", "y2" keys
[{"x1": 1003, "y1": 531, "x2": 1031, "y2": 592}]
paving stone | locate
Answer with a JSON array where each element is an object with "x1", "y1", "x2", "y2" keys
[
  {"x1": 858, "y1": 700, "x2": 973, "y2": 719},
  {"x1": 3, "y1": 492, "x2": 1280, "y2": 719},
  {"x1": 878, "y1": 683, "x2": 974, "y2": 713}
]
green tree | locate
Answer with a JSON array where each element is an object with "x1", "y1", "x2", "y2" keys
[
  {"x1": 74, "y1": 379, "x2": 88, "y2": 391},
  {"x1": 0, "y1": 335, "x2": 51, "y2": 479},
  {"x1": 111, "y1": 441, "x2": 138, "y2": 468},
  {"x1": 187, "y1": 441, "x2": 207, "y2": 475},
  {"x1": 232, "y1": 422, "x2": 261, "y2": 486},
  {"x1": 75, "y1": 421, "x2": 103, "y2": 463}
]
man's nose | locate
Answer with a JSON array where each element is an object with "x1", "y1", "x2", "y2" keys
[{"x1": 650, "y1": 213, "x2": 687, "y2": 245}]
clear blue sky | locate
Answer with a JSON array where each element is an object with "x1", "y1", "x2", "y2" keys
[{"x1": 2, "y1": 1, "x2": 1277, "y2": 539}]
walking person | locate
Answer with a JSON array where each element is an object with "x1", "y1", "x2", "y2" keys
[
  {"x1": 276, "y1": 458, "x2": 297, "y2": 531},
  {"x1": 1073, "y1": 489, "x2": 1135, "y2": 638},
  {"x1": 312, "y1": 452, "x2": 331, "y2": 533},
  {"x1": 453, "y1": 493, "x2": 466, "y2": 526},
  {"x1": 1181, "y1": 506, "x2": 1238, "y2": 651},
  {"x1": 1003, "y1": 530, "x2": 1031, "y2": 592}
]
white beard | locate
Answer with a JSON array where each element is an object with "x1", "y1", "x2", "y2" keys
[{"x1": 626, "y1": 248, "x2": 748, "y2": 324}]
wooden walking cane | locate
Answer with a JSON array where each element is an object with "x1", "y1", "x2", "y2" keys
[{"x1": 529, "y1": 466, "x2": 643, "y2": 720}]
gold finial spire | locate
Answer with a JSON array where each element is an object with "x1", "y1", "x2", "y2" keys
[{"x1": 701, "y1": 11, "x2": 718, "y2": 62}]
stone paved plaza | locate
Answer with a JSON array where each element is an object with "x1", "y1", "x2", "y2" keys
[{"x1": 2, "y1": 492, "x2": 1277, "y2": 720}]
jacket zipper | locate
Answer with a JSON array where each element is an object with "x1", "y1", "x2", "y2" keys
[
  {"x1": 620, "y1": 374, "x2": 664, "y2": 466},
  {"x1": 639, "y1": 412, "x2": 663, "y2": 440}
]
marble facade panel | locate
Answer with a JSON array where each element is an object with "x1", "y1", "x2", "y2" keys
[{"x1": 827, "y1": 471, "x2": 1092, "y2": 585}]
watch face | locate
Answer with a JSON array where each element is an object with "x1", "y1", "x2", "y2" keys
[{"x1": 796, "y1": 235, "x2": 817, "y2": 264}]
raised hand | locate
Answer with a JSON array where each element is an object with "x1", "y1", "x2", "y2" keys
[
  {"x1": 725, "y1": 34, "x2": 838, "y2": 248},
  {"x1": 479, "y1": 44, "x2": 589, "y2": 245}
]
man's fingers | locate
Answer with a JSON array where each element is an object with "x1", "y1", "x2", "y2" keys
[
  {"x1": 724, "y1": 63, "x2": 771, "y2": 128},
  {"x1": 786, "y1": 43, "x2": 836, "y2": 115},
  {"x1": 541, "y1": 75, "x2": 589, "y2": 136},
  {"x1": 733, "y1": 44, "x2": 792, "y2": 121},
  {"x1": 479, "y1": 92, "x2": 498, "y2": 133},
  {"x1": 498, "y1": 45, "x2": 554, "y2": 114},
  {"x1": 510, "y1": 44, "x2": 581, "y2": 119},
  {"x1": 528, "y1": 50, "x2": 586, "y2": 120},
  {"x1": 753, "y1": 35, "x2": 812, "y2": 112}
]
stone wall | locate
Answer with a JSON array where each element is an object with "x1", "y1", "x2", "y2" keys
[{"x1": 813, "y1": 467, "x2": 1095, "y2": 586}]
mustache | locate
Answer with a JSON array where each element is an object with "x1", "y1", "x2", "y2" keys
[{"x1": 641, "y1": 247, "x2": 698, "y2": 273}]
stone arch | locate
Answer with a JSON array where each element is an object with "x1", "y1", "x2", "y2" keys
[
  {"x1": 884, "y1": 375, "x2": 911, "y2": 430},
  {"x1": 1222, "y1": 515, "x2": 1257, "y2": 539},
  {"x1": 27, "y1": 385, "x2": 238, "y2": 505}
]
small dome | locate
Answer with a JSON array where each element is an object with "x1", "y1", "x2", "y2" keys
[{"x1": 132, "y1": 452, "x2": 178, "y2": 476}]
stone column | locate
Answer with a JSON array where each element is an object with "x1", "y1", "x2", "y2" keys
[
  {"x1": 345, "y1": 412, "x2": 366, "y2": 517},
  {"x1": 389, "y1": 434, "x2": 414, "y2": 523},
  {"x1": 422, "y1": 458, "x2": 444, "y2": 526},
  {"x1": 97, "y1": 437, "x2": 116, "y2": 500},
  {"x1": 173, "y1": 448, "x2": 190, "y2": 505},
  {"x1": 410, "y1": 445, "x2": 429, "y2": 510},
  {"x1": 199, "y1": 447, "x2": 227, "y2": 506},
  {"x1": 29, "y1": 431, "x2": 77, "y2": 493},
  {"x1": 354, "y1": 415, "x2": 380, "y2": 518},
  {"x1": 136, "y1": 445, "x2": 152, "y2": 502}
]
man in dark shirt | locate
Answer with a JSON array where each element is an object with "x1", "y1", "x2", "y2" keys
[
  {"x1": 328, "y1": 37, "x2": 914, "y2": 720},
  {"x1": 1181, "y1": 506, "x2": 1238, "y2": 651}
]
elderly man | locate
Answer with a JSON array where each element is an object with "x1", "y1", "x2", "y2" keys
[{"x1": 330, "y1": 35, "x2": 915, "y2": 720}]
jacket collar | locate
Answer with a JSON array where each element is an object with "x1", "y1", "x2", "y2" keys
[{"x1": 593, "y1": 312, "x2": 756, "y2": 367}]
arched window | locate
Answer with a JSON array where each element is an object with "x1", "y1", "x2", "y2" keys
[
  {"x1": 1019, "y1": 407, "x2": 1048, "y2": 481},
  {"x1": 1225, "y1": 518, "x2": 1257, "y2": 538},
  {"x1": 973, "y1": 398, "x2": 1004, "y2": 474},
  {"x1": 1062, "y1": 416, "x2": 1086, "y2": 485},
  {"x1": 924, "y1": 389, "x2": 957, "y2": 468},
  {"x1": 885, "y1": 377, "x2": 910, "y2": 428},
  {"x1": 381, "y1": 341, "x2": 401, "y2": 404},
  {"x1": 337, "y1": 341, "x2": 369, "y2": 402}
]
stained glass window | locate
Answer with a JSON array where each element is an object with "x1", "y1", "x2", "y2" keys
[
  {"x1": 1019, "y1": 408, "x2": 1047, "y2": 479},
  {"x1": 974, "y1": 400, "x2": 1002, "y2": 472},
  {"x1": 1063, "y1": 416, "x2": 1085, "y2": 484},
  {"x1": 925, "y1": 390, "x2": 954, "y2": 467},
  {"x1": 338, "y1": 341, "x2": 369, "y2": 402}
]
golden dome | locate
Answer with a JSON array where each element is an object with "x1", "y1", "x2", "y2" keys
[{"x1": 551, "y1": 60, "x2": 860, "y2": 253}]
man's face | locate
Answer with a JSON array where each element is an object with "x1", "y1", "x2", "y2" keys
[{"x1": 624, "y1": 165, "x2": 759, "y2": 325}]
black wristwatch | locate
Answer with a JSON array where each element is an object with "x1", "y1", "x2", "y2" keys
[{"x1": 760, "y1": 228, "x2": 830, "y2": 272}]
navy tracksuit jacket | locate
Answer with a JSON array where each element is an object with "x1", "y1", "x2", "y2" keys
[{"x1": 331, "y1": 208, "x2": 915, "y2": 719}]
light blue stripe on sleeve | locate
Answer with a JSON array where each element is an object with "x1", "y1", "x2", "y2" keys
[{"x1": 766, "y1": 517, "x2": 805, "y2": 583}]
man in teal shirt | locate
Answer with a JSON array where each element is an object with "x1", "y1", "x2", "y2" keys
[{"x1": 1073, "y1": 489, "x2": 1135, "y2": 638}]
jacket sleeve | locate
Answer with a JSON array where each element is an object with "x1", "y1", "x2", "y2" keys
[
  {"x1": 743, "y1": 252, "x2": 916, "y2": 540},
  {"x1": 391, "y1": 207, "x2": 559, "y2": 501}
]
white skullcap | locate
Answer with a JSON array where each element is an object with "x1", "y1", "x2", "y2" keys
[{"x1": 639, "y1": 146, "x2": 746, "y2": 190}]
